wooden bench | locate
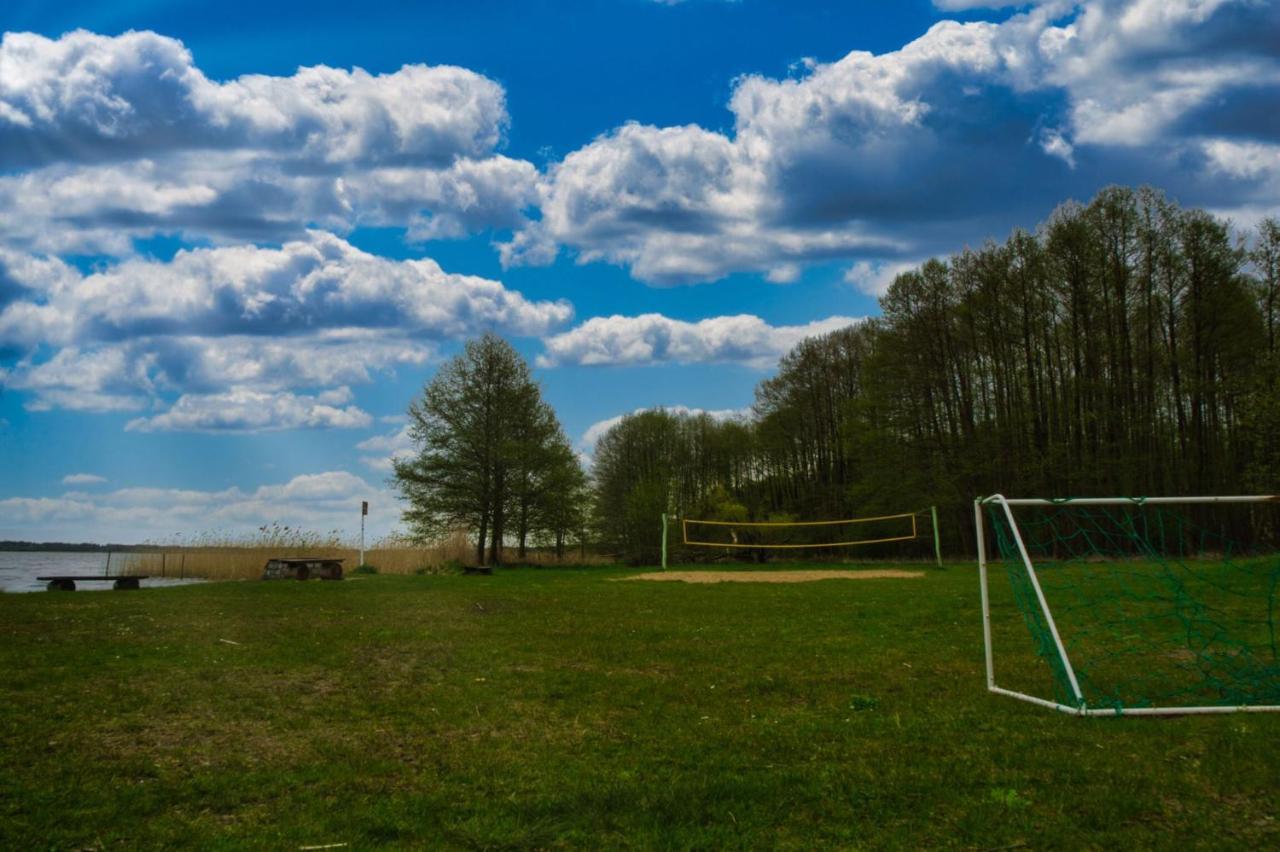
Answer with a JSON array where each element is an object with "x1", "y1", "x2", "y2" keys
[{"x1": 37, "y1": 575, "x2": 149, "y2": 591}]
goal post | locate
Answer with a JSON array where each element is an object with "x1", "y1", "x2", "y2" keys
[
  {"x1": 662, "y1": 506, "x2": 943, "y2": 568},
  {"x1": 976, "y1": 494, "x2": 1280, "y2": 716}
]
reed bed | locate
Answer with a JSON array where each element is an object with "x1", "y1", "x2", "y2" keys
[{"x1": 120, "y1": 525, "x2": 601, "y2": 580}]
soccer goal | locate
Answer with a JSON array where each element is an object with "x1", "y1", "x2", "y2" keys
[
  {"x1": 662, "y1": 507, "x2": 942, "y2": 569},
  {"x1": 976, "y1": 494, "x2": 1280, "y2": 716}
]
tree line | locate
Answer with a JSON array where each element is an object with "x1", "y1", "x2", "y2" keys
[
  {"x1": 394, "y1": 186, "x2": 1277, "y2": 565},
  {"x1": 591, "y1": 186, "x2": 1280, "y2": 562}
]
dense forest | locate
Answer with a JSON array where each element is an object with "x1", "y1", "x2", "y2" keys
[{"x1": 592, "y1": 187, "x2": 1280, "y2": 563}]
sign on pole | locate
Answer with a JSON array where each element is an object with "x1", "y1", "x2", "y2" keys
[{"x1": 359, "y1": 501, "x2": 368, "y2": 567}]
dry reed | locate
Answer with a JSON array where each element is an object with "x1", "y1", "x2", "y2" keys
[{"x1": 121, "y1": 524, "x2": 600, "y2": 580}]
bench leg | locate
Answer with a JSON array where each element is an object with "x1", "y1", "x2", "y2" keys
[
  {"x1": 47, "y1": 579, "x2": 75, "y2": 591},
  {"x1": 113, "y1": 577, "x2": 141, "y2": 590}
]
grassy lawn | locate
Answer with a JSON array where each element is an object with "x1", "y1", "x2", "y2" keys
[{"x1": 3, "y1": 564, "x2": 1278, "y2": 849}]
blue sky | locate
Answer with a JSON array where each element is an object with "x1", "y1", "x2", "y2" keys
[{"x1": 1, "y1": 0, "x2": 1277, "y2": 542}]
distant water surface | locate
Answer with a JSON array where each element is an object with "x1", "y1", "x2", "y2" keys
[{"x1": 0, "y1": 551, "x2": 207, "y2": 593}]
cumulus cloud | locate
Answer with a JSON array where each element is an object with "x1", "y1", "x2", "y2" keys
[
  {"x1": 0, "y1": 30, "x2": 538, "y2": 251},
  {"x1": 0, "y1": 155, "x2": 542, "y2": 257},
  {"x1": 538, "y1": 313, "x2": 863, "y2": 367},
  {"x1": 508, "y1": 0, "x2": 1280, "y2": 284},
  {"x1": 0, "y1": 231, "x2": 570, "y2": 349},
  {"x1": 580, "y1": 405, "x2": 749, "y2": 454},
  {"x1": 843, "y1": 260, "x2": 927, "y2": 296},
  {"x1": 61, "y1": 473, "x2": 106, "y2": 485},
  {"x1": 2, "y1": 333, "x2": 433, "y2": 414},
  {"x1": 125, "y1": 387, "x2": 373, "y2": 433},
  {"x1": 0, "y1": 470, "x2": 396, "y2": 543},
  {"x1": 0, "y1": 233, "x2": 572, "y2": 424},
  {"x1": 356, "y1": 424, "x2": 417, "y2": 472},
  {"x1": 0, "y1": 31, "x2": 578, "y2": 430},
  {"x1": 505, "y1": 123, "x2": 903, "y2": 284},
  {"x1": 0, "y1": 30, "x2": 505, "y2": 167}
]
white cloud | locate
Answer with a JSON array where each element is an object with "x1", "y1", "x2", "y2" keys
[
  {"x1": 843, "y1": 260, "x2": 924, "y2": 296},
  {"x1": 580, "y1": 405, "x2": 749, "y2": 453},
  {"x1": 356, "y1": 424, "x2": 416, "y2": 472},
  {"x1": 125, "y1": 387, "x2": 373, "y2": 433},
  {"x1": 61, "y1": 473, "x2": 106, "y2": 485},
  {"x1": 538, "y1": 313, "x2": 864, "y2": 367},
  {"x1": 1, "y1": 333, "x2": 433, "y2": 414},
  {"x1": 765, "y1": 263, "x2": 802, "y2": 284},
  {"x1": 0, "y1": 29, "x2": 567, "y2": 432},
  {"x1": 1037, "y1": 126, "x2": 1077, "y2": 166},
  {"x1": 0, "y1": 30, "x2": 537, "y2": 250},
  {"x1": 504, "y1": 122, "x2": 902, "y2": 285},
  {"x1": 0, "y1": 155, "x2": 542, "y2": 257},
  {"x1": 1202, "y1": 140, "x2": 1280, "y2": 181},
  {"x1": 3, "y1": 345, "x2": 157, "y2": 412},
  {"x1": 0, "y1": 470, "x2": 397, "y2": 543},
  {"x1": 0, "y1": 231, "x2": 571, "y2": 349},
  {"x1": 0, "y1": 233, "x2": 573, "y2": 426},
  {"x1": 0, "y1": 30, "x2": 506, "y2": 167},
  {"x1": 508, "y1": 0, "x2": 1280, "y2": 285}
]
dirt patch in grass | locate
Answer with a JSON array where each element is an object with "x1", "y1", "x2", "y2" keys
[{"x1": 620, "y1": 569, "x2": 925, "y2": 584}]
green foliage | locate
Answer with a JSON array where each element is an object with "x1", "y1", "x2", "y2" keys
[
  {"x1": 352, "y1": 563, "x2": 378, "y2": 575},
  {"x1": 705, "y1": 486, "x2": 748, "y2": 522}
]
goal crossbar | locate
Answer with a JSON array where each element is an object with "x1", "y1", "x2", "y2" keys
[
  {"x1": 984, "y1": 495, "x2": 1277, "y2": 507},
  {"x1": 976, "y1": 493, "x2": 1280, "y2": 717}
]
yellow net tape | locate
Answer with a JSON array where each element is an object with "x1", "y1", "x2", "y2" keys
[{"x1": 681, "y1": 512, "x2": 919, "y2": 549}]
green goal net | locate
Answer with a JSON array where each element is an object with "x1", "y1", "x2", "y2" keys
[{"x1": 977, "y1": 495, "x2": 1280, "y2": 716}]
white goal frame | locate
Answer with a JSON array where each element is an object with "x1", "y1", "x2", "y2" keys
[{"x1": 975, "y1": 493, "x2": 1280, "y2": 717}]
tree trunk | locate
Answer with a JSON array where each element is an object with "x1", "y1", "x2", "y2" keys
[{"x1": 489, "y1": 471, "x2": 505, "y2": 566}]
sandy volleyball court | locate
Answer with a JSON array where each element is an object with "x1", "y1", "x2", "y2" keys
[{"x1": 620, "y1": 569, "x2": 925, "y2": 584}]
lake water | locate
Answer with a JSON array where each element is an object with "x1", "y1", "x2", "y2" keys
[{"x1": 0, "y1": 551, "x2": 207, "y2": 593}]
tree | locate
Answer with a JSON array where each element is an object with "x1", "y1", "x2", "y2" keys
[
  {"x1": 393, "y1": 333, "x2": 584, "y2": 567},
  {"x1": 1250, "y1": 218, "x2": 1280, "y2": 357},
  {"x1": 591, "y1": 409, "x2": 683, "y2": 564},
  {"x1": 508, "y1": 399, "x2": 585, "y2": 561},
  {"x1": 535, "y1": 439, "x2": 589, "y2": 559}
]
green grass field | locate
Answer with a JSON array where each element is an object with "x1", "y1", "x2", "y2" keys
[{"x1": 3, "y1": 565, "x2": 1279, "y2": 849}]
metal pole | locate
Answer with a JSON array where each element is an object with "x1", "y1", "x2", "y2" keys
[
  {"x1": 661, "y1": 513, "x2": 668, "y2": 570},
  {"x1": 360, "y1": 510, "x2": 366, "y2": 567},
  {"x1": 161, "y1": 551, "x2": 166, "y2": 578},
  {"x1": 931, "y1": 505, "x2": 942, "y2": 568},
  {"x1": 974, "y1": 500, "x2": 994, "y2": 691},
  {"x1": 105, "y1": 551, "x2": 111, "y2": 577},
  {"x1": 991, "y1": 494, "x2": 1085, "y2": 707},
  {"x1": 985, "y1": 495, "x2": 1277, "y2": 506}
]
